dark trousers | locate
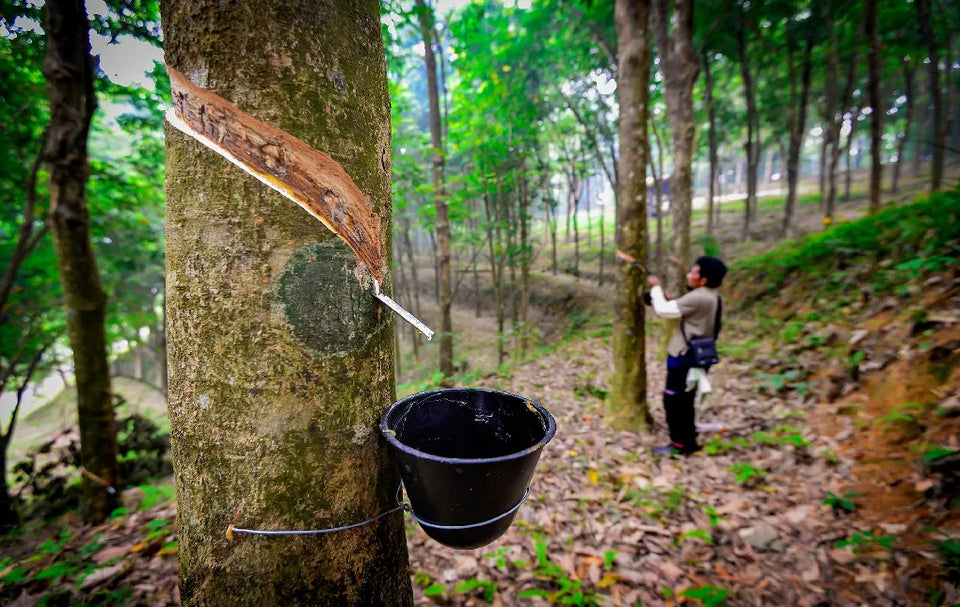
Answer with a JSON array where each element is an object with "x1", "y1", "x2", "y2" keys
[{"x1": 664, "y1": 356, "x2": 698, "y2": 449}]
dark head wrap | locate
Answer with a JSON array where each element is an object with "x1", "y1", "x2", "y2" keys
[{"x1": 695, "y1": 256, "x2": 727, "y2": 288}]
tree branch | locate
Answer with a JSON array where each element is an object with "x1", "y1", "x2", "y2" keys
[
  {"x1": 0, "y1": 141, "x2": 46, "y2": 316},
  {"x1": 566, "y1": 101, "x2": 617, "y2": 191}
]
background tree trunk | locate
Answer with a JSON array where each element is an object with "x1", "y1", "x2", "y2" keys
[
  {"x1": 651, "y1": 0, "x2": 695, "y2": 295},
  {"x1": 610, "y1": 0, "x2": 651, "y2": 433},
  {"x1": 783, "y1": 38, "x2": 814, "y2": 236},
  {"x1": 915, "y1": 0, "x2": 944, "y2": 191},
  {"x1": 703, "y1": 50, "x2": 718, "y2": 237},
  {"x1": 161, "y1": 0, "x2": 412, "y2": 604},
  {"x1": 866, "y1": 0, "x2": 882, "y2": 213},
  {"x1": 891, "y1": 61, "x2": 915, "y2": 193},
  {"x1": 43, "y1": 0, "x2": 119, "y2": 523},
  {"x1": 416, "y1": 0, "x2": 454, "y2": 381},
  {"x1": 737, "y1": 19, "x2": 759, "y2": 240}
]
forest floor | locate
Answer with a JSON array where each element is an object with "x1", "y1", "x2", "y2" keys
[{"x1": 1, "y1": 168, "x2": 959, "y2": 606}]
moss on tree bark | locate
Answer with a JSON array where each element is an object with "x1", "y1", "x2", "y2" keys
[
  {"x1": 610, "y1": 0, "x2": 652, "y2": 432},
  {"x1": 161, "y1": 1, "x2": 411, "y2": 604}
]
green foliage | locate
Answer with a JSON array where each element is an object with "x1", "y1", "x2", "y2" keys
[
  {"x1": 736, "y1": 187, "x2": 960, "y2": 308},
  {"x1": 750, "y1": 425, "x2": 810, "y2": 448},
  {"x1": 703, "y1": 437, "x2": 749, "y2": 455},
  {"x1": 1, "y1": 566, "x2": 30, "y2": 584},
  {"x1": 756, "y1": 369, "x2": 810, "y2": 396},
  {"x1": 680, "y1": 529, "x2": 713, "y2": 544},
  {"x1": 680, "y1": 585, "x2": 730, "y2": 606},
  {"x1": 874, "y1": 403, "x2": 924, "y2": 427},
  {"x1": 728, "y1": 463, "x2": 765, "y2": 485},
  {"x1": 32, "y1": 561, "x2": 75, "y2": 582},
  {"x1": 836, "y1": 530, "x2": 897, "y2": 554},
  {"x1": 822, "y1": 491, "x2": 858, "y2": 513},
  {"x1": 701, "y1": 505, "x2": 725, "y2": 527},
  {"x1": 922, "y1": 447, "x2": 958, "y2": 463},
  {"x1": 526, "y1": 535, "x2": 604, "y2": 605},
  {"x1": 929, "y1": 530, "x2": 960, "y2": 573},
  {"x1": 454, "y1": 578, "x2": 497, "y2": 603}
]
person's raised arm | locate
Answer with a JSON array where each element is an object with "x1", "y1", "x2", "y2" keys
[{"x1": 647, "y1": 276, "x2": 681, "y2": 318}]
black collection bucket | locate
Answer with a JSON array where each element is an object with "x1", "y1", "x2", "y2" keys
[{"x1": 380, "y1": 388, "x2": 556, "y2": 549}]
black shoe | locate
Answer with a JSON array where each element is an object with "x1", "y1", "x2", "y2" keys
[
  {"x1": 652, "y1": 443, "x2": 682, "y2": 456},
  {"x1": 652, "y1": 442, "x2": 701, "y2": 456}
]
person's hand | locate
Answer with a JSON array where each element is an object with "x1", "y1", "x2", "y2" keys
[{"x1": 647, "y1": 275, "x2": 661, "y2": 288}]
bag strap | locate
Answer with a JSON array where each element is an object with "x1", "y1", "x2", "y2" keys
[{"x1": 680, "y1": 293, "x2": 722, "y2": 346}]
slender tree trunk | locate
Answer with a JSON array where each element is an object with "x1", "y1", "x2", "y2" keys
[
  {"x1": 783, "y1": 38, "x2": 814, "y2": 237},
  {"x1": 916, "y1": 0, "x2": 944, "y2": 191},
  {"x1": 161, "y1": 0, "x2": 412, "y2": 604},
  {"x1": 573, "y1": 199, "x2": 580, "y2": 280},
  {"x1": 399, "y1": 216, "x2": 421, "y2": 318},
  {"x1": 892, "y1": 61, "x2": 915, "y2": 193},
  {"x1": 550, "y1": 199, "x2": 558, "y2": 275},
  {"x1": 819, "y1": 2, "x2": 838, "y2": 209},
  {"x1": 0, "y1": 347, "x2": 47, "y2": 530},
  {"x1": 598, "y1": 208, "x2": 605, "y2": 287},
  {"x1": 866, "y1": 0, "x2": 882, "y2": 213},
  {"x1": 826, "y1": 51, "x2": 861, "y2": 219},
  {"x1": 43, "y1": 0, "x2": 119, "y2": 523},
  {"x1": 584, "y1": 178, "x2": 592, "y2": 248},
  {"x1": 611, "y1": 0, "x2": 651, "y2": 433},
  {"x1": 650, "y1": 120, "x2": 666, "y2": 274},
  {"x1": 843, "y1": 110, "x2": 863, "y2": 201},
  {"x1": 736, "y1": 20, "x2": 759, "y2": 240},
  {"x1": 483, "y1": 188, "x2": 505, "y2": 365},
  {"x1": 519, "y1": 168, "x2": 530, "y2": 354},
  {"x1": 703, "y1": 50, "x2": 718, "y2": 237},
  {"x1": 473, "y1": 248, "x2": 480, "y2": 318},
  {"x1": 913, "y1": 75, "x2": 928, "y2": 175},
  {"x1": 429, "y1": 229, "x2": 438, "y2": 303},
  {"x1": 651, "y1": 0, "x2": 695, "y2": 295},
  {"x1": 416, "y1": 0, "x2": 453, "y2": 381}
]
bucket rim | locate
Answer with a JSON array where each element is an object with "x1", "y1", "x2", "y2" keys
[{"x1": 380, "y1": 387, "x2": 557, "y2": 465}]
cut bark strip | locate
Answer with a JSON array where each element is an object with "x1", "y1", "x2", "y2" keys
[{"x1": 165, "y1": 67, "x2": 384, "y2": 282}]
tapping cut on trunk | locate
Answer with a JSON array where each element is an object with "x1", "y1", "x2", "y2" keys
[{"x1": 166, "y1": 67, "x2": 384, "y2": 283}]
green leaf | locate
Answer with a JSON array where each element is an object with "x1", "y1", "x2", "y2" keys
[{"x1": 424, "y1": 583, "x2": 446, "y2": 596}]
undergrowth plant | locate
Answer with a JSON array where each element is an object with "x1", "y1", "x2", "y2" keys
[
  {"x1": 822, "y1": 491, "x2": 858, "y2": 513},
  {"x1": 836, "y1": 530, "x2": 897, "y2": 554}
]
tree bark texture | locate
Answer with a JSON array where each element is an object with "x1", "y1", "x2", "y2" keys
[
  {"x1": 865, "y1": 0, "x2": 882, "y2": 213},
  {"x1": 892, "y1": 61, "x2": 915, "y2": 193},
  {"x1": 161, "y1": 1, "x2": 412, "y2": 604},
  {"x1": 43, "y1": 0, "x2": 120, "y2": 523},
  {"x1": 826, "y1": 50, "x2": 860, "y2": 219},
  {"x1": 611, "y1": 0, "x2": 652, "y2": 433},
  {"x1": 736, "y1": 18, "x2": 759, "y2": 240},
  {"x1": 702, "y1": 50, "x2": 718, "y2": 237},
  {"x1": 415, "y1": 0, "x2": 453, "y2": 381},
  {"x1": 651, "y1": 0, "x2": 695, "y2": 295},
  {"x1": 783, "y1": 38, "x2": 814, "y2": 237},
  {"x1": 915, "y1": 0, "x2": 944, "y2": 191}
]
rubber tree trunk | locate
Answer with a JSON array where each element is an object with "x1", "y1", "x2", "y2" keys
[
  {"x1": 651, "y1": 0, "x2": 695, "y2": 295},
  {"x1": 415, "y1": 0, "x2": 453, "y2": 381},
  {"x1": 783, "y1": 38, "x2": 814, "y2": 237},
  {"x1": 826, "y1": 52, "x2": 860, "y2": 219},
  {"x1": 891, "y1": 61, "x2": 915, "y2": 194},
  {"x1": 610, "y1": 0, "x2": 652, "y2": 433},
  {"x1": 161, "y1": 1, "x2": 412, "y2": 604},
  {"x1": 736, "y1": 19, "x2": 759, "y2": 241},
  {"x1": 702, "y1": 50, "x2": 718, "y2": 237},
  {"x1": 915, "y1": 0, "x2": 944, "y2": 191},
  {"x1": 43, "y1": 0, "x2": 119, "y2": 523},
  {"x1": 865, "y1": 0, "x2": 882, "y2": 213}
]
